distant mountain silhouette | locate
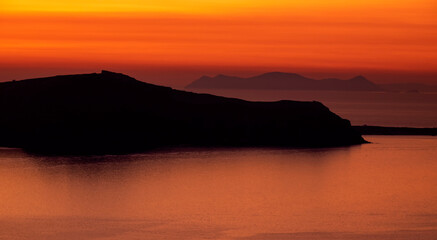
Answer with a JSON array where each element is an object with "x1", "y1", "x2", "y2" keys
[
  {"x1": 186, "y1": 72, "x2": 383, "y2": 91},
  {"x1": 0, "y1": 70, "x2": 366, "y2": 154}
]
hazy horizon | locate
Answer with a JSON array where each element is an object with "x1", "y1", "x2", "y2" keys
[{"x1": 1, "y1": 67, "x2": 437, "y2": 89}]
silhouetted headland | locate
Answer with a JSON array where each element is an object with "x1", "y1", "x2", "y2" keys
[
  {"x1": 186, "y1": 72, "x2": 384, "y2": 91},
  {"x1": 0, "y1": 70, "x2": 366, "y2": 155},
  {"x1": 354, "y1": 125, "x2": 437, "y2": 136}
]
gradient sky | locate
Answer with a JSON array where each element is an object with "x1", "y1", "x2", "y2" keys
[{"x1": 1, "y1": 0, "x2": 436, "y2": 87}]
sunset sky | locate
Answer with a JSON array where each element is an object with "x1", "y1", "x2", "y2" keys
[{"x1": 1, "y1": 0, "x2": 436, "y2": 87}]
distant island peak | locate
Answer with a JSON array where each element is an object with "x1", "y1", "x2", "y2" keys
[{"x1": 186, "y1": 72, "x2": 383, "y2": 91}]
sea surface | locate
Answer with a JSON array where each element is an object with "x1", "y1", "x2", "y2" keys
[
  {"x1": 186, "y1": 89, "x2": 437, "y2": 128},
  {"x1": 1, "y1": 136, "x2": 437, "y2": 239}
]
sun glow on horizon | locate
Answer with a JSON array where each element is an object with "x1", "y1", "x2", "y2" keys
[{"x1": 1, "y1": 0, "x2": 432, "y2": 13}]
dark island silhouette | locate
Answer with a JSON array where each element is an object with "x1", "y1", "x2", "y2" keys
[
  {"x1": 186, "y1": 72, "x2": 383, "y2": 91},
  {"x1": 0, "y1": 70, "x2": 366, "y2": 155},
  {"x1": 354, "y1": 126, "x2": 437, "y2": 136}
]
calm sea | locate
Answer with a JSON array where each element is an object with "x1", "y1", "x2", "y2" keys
[
  {"x1": 1, "y1": 136, "x2": 437, "y2": 239},
  {"x1": 185, "y1": 89, "x2": 437, "y2": 128}
]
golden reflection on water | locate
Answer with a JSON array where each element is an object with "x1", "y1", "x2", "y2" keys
[{"x1": 0, "y1": 136, "x2": 437, "y2": 239}]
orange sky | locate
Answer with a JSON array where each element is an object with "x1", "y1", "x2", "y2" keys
[{"x1": 1, "y1": 0, "x2": 436, "y2": 86}]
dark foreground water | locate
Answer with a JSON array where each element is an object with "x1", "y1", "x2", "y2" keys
[
  {"x1": 1, "y1": 136, "x2": 437, "y2": 240},
  {"x1": 186, "y1": 89, "x2": 437, "y2": 128}
]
